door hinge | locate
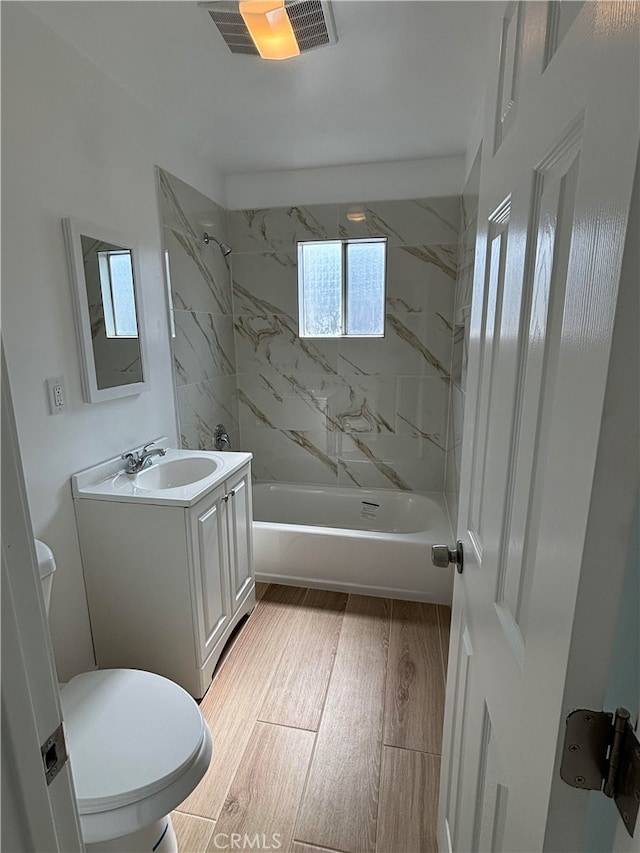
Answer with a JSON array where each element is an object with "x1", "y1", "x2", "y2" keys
[
  {"x1": 560, "y1": 707, "x2": 640, "y2": 837},
  {"x1": 40, "y1": 722, "x2": 68, "y2": 786}
]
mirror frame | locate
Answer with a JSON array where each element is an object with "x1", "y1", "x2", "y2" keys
[{"x1": 62, "y1": 217, "x2": 149, "y2": 403}]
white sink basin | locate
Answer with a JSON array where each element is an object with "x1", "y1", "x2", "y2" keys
[
  {"x1": 72, "y1": 444, "x2": 253, "y2": 507},
  {"x1": 133, "y1": 456, "x2": 219, "y2": 490}
]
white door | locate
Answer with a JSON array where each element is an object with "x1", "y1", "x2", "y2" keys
[
  {"x1": 1, "y1": 347, "x2": 84, "y2": 852},
  {"x1": 438, "y1": 3, "x2": 639, "y2": 851}
]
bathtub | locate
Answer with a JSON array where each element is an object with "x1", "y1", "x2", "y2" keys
[{"x1": 252, "y1": 482, "x2": 454, "y2": 604}]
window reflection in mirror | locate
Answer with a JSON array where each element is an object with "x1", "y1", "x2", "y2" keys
[
  {"x1": 80, "y1": 236, "x2": 143, "y2": 390},
  {"x1": 96, "y1": 248, "x2": 138, "y2": 338}
]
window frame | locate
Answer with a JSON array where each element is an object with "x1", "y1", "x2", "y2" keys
[{"x1": 297, "y1": 236, "x2": 387, "y2": 339}]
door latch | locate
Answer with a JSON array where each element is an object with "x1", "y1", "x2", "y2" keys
[
  {"x1": 40, "y1": 722, "x2": 68, "y2": 786},
  {"x1": 560, "y1": 707, "x2": 640, "y2": 837}
]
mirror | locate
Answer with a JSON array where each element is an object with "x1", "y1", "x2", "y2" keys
[{"x1": 63, "y1": 218, "x2": 148, "y2": 403}]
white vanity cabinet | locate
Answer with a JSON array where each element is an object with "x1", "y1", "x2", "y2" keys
[
  {"x1": 73, "y1": 458, "x2": 255, "y2": 699},
  {"x1": 189, "y1": 466, "x2": 254, "y2": 670}
]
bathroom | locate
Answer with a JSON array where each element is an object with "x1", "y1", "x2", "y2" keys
[{"x1": 2, "y1": 2, "x2": 639, "y2": 852}]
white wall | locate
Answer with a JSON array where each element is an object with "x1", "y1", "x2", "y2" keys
[
  {"x1": 1, "y1": 4, "x2": 224, "y2": 681},
  {"x1": 225, "y1": 156, "x2": 464, "y2": 210}
]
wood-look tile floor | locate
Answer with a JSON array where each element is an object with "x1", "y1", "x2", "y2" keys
[{"x1": 173, "y1": 583, "x2": 450, "y2": 853}]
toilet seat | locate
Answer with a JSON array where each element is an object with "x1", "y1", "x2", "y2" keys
[{"x1": 61, "y1": 669, "x2": 212, "y2": 844}]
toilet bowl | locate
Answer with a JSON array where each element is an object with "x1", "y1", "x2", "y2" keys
[{"x1": 35, "y1": 540, "x2": 212, "y2": 852}]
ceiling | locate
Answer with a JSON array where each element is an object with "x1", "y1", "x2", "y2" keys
[{"x1": 28, "y1": 1, "x2": 498, "y2": 175}]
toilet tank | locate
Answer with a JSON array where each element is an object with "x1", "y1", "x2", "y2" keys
[{"x1": 34, "y1": 540, "x2": 56, "y2": 619}]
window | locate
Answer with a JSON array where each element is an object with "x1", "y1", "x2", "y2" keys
[
  {"x1": 297, "y1": 238, "x2": 387, "y2": 337},
  {"x1": 97, "y1": 250, "x2": 138, "y2": 338}
]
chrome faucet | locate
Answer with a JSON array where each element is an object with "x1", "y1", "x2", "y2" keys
[
  {"x1": 121, "y1": 442, "x2": 166, "y2": 474},
  {"x1": 214, "y1": 424, "x2": 230, "y2": 451}
]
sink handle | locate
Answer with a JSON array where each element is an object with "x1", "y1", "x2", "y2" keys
[{"x1": 121, "y1": 451, "x2": 140, "y2": 473}]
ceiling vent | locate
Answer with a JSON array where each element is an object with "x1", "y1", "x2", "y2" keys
[{"x1": 200, "y1": 0, "x2": 337, "y2": 57}]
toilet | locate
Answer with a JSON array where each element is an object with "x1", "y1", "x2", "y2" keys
[{"x1": 35, "y1": 540, "x2": 212, "y2": 852}]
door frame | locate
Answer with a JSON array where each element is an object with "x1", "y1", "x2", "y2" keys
[{"x1": 1, "y1": 345, "x2": 84, "y2": 852}]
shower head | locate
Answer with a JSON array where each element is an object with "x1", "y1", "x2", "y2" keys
[{"x1": 203, "y1": 232, "x2": 233, "y2": 257}]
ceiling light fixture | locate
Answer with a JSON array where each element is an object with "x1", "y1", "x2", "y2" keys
[
  {"x1": 238, "y1": 0, "x2": 300, "y2": 60},
  {"x1": 346, "y1": 207, "x2": 367, "y2": 222},
  {"x1": 201, "y1": 1, "x2": 337, "y2": 59}
]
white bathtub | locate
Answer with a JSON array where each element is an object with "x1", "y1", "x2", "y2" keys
[{"x1": 252, "y1": 482, "x2": 454, "y2": 604}]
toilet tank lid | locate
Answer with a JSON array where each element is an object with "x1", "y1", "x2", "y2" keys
[{"x1": 34, "y1": 540, "x2": 56, "y2": 579}]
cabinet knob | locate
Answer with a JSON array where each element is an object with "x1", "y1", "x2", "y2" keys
[{"x1": 222, "y1": 494, "x2": 229, "y2": 503}]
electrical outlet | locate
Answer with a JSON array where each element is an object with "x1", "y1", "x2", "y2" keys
[{"x1": 46, "y1": 376, "x2": 67, "y2": 415}]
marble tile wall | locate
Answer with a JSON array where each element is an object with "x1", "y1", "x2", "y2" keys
[
  {"x1": 157, "y1": 168, "x2": 239, "y2": 451},
  {"x1": 445, "y1": 147, "x2": 482, "y2": 526},
  {"x1": 229, "y1": 197, "x2": 461, "y2": 491}
]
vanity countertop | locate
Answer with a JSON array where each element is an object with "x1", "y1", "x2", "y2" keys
[{"x1": 72, "y1": 441, "x2": 252, "y2": 507}]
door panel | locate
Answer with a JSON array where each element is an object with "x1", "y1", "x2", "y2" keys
[
  {"x1": 495, "y1": 2, "x2": 525, "y2": 152},
  {"x1": 473, "y1": 711, "x2": 509, "y2": 853},
  {"x1": 468, "y1": 201, "x2": 510, "y2": 553},
  {"x1": 227, "y1": 471, "x2": 254, "y2": 610},
  {"x1": 497, "y1": 126, "x2": 582, "y2": 650},
  {"x1": 544, "y1": 1, "x2": 586, "y2": 68},
  {"x1": 194, "y1": 491, "x2": 229, "y2": 663},
  {"x1": 443, "y1": 611, "x2": 473, "y2": 852}
]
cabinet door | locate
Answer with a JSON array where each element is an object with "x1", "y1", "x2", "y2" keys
[
  {"x1": 226, "y1": 467, "x2": 254, "y2": 612},
  {"x1": 191, "y1": 486, "x2": 230, "y2": 665}
]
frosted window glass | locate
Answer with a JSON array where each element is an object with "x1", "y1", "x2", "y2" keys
[
  {"x1": 299, "y1": 241, "x2": 342, "y2": 336},
  {"x1": 346, "y1": 241, "x2": 385, "y2": 335},
  {"x1": 298, "y1": 238, "x2": 386, "y2": 337}
]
